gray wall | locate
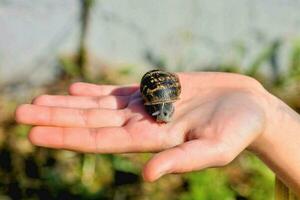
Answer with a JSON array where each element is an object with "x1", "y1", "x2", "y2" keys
[{"x1": 1, "y1": 0, "x2": 300, "y2": 86}]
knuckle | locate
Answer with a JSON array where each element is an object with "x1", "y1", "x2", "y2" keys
[
  {"x1": 214, "y1": 142, "x2": 235, "y2": 166},
  {"x1": 28, "y1": 127, "x2": 38, "y2": 144},
  {"x1": 88, "y1": 128, "x2": 99, "y2": 152},
  {"x1": 79, "y1": 109, "x2": 90, "y2": 127},
  {"x1": 201, "y1": 122, "x2": 215, "y2": 138},
  {"x1": 117, "y1": 109, "x2": 127, "y2": 125},
  {"x1": 95, "y1": 97, "x2": 103, "y2": 108},
  {"x1": 32, "y1": 95, "x2": 49, "y2": 105},
  {"x1": 240, "y1": 75, "x2": 264, "y2": 90},
  {"x1": 164, "y1": 125, "x2": 183, "y2": 148},
  {"x1": 68, "y1": 82, "x2": 83, "y2": 94},
  {"x1": 60, "y1": 128, "x2": 66, "y2": 147},
  {"x1": 248, "y1": 76, "x2": 263, "y2": 88},
  {"x1": 15, "y1": 104, "x2": 28, "y2": 123}
]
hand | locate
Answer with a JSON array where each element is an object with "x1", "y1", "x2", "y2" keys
[{"x1": 15, "y1": 72, "x2": 269, "y2": 181}]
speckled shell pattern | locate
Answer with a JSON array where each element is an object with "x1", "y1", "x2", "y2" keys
[{"x1": 140, "y1": 70, "x2": 181, "y2": 105}]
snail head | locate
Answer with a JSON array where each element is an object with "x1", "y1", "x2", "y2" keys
[{"x1": 151, "y1": 103, "x2": 174, "y2": 123}]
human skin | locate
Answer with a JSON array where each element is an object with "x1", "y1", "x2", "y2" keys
[{"x1": 15, "y1": 72, "x2": 300, "y2": 195}]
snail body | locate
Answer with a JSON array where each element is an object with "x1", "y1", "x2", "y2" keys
[{"x1": 140, "y1": 69, "x2": 181, "y2": 122}]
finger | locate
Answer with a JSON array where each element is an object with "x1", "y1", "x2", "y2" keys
[
  {"x1": 29, "y1": 126, "x2": 162, "y2": 153},
  {"x1": 33, "y1": 95, "x2": 130, "y2": 109},
  {"x1": 15, "y1": 104, "x2": 126, "y2": 128},
  {"x1": 142, "y1": 140, "x2": 225, "y2": 182},
  {"x1": 69, "y1": 82, "x2": 139, "y2": 96}
]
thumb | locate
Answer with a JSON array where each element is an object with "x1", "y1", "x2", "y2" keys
[
  {"x1": 142, "y1": 95, "x2": 265, "y2": 182},
  {"x1": 142, "y1": 140, "x2": 230, "y2": 182}
]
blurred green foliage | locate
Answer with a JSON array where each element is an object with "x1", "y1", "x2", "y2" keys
[
  {"x1": 1, "y1": 17, "x2": 300, "y2": 199},
  {"x1": 289, "y1": 39, "x2": 300, "y2": 78},
  {"x1": 180, "y1": 169, "x2": 236, "y2": 200}
]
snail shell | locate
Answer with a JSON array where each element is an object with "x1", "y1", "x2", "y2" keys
[{"x1": 140, "y1": 69, "x2": 181, "y2": 122}]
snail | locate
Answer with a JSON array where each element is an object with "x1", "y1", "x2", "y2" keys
[{"x1": 140, "y1": 69, "x2": 181, "y2": 123}]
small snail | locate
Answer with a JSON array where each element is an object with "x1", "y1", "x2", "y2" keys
[{"x1": 140, "y1": 69, "x2": 181, "y2": 123}]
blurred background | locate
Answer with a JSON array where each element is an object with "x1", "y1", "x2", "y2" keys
[{"x1": 1, "y1": 0, "x2": 300, "y2": 199}]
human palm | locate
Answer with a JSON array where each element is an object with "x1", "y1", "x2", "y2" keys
[{"x1": 16, "y1": 72, "x2": 267, "y2": 181}]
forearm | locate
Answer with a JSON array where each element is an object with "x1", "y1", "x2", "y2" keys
[{"x1": 250, "y1": 92, "x2": 300, "y2": 196}]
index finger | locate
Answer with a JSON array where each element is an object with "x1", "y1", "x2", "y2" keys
[{"x1": 69, "y1": 82, "x2": 139, "y2": 96}]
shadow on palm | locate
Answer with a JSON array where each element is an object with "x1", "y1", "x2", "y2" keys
[{"x1": 118, "y1": 90, "x2": 178, "y2": 152}]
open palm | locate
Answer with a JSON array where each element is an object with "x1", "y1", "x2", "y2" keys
[{"x1": 16, "y1": 72, "x2": 267, "y2": 181}]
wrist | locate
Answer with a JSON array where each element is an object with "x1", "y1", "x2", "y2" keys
[
  {"x1": 247, "y1": 88, "x2": 300, "y2": 195},
  {"x1": 248, "y1": 89, "x2": 300, "y2": 154},
  {"x1": 246, "y1": 89, "x2": 277, "y2": 153}
]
